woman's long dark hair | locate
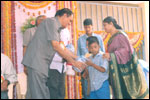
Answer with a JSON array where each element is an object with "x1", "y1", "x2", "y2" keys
[{"x1": 103, "y1": 16, "x2": 122, "y2": 30}]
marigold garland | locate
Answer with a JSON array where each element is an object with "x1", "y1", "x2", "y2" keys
[
  {"x1": 18, "y1": 1, "x2": 53, "y2": 9},
  {"x1": 77, "y1": 30, "x2": 144, "y2": 52},
  {"x1": 3, "y1": 1, "x2": 12, "y2": 59},
  {"x1": 16, "y1": 1, "x2": 55, "y2": 16}
]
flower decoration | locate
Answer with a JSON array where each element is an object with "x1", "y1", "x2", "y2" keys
[
  {"x1": 1, "y1": 75, "x2": 5, "y2": 83},
  {"x1": 21, "y1": 17, "x2": 36, "y2": 33},
  {"x1": 30, "y1": 20, "x2": 35, "y2": 25}
]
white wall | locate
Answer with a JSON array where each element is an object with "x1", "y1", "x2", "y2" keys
[
  {"x1": 144, "y1": 2, "x2": 149, "y2": 64},
  {"x1": 139, "y1": 1, "x2": 149, "y2": 63}
]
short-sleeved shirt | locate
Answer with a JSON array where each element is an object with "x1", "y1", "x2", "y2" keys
[
  {"x1": 77, "y1": 33, "x2": 105, "y2": 57},
  {"x1": 22, "y1": 17, "x2": 62, "y2": 77},
  {"x1": 23, "y1": 27, "x2": 37, "y2": 46},
  {"x1": 50, "y1": 28, "x2": 71, "y2": 73},
  {"x1": 87, "y1": 52, "x2": 109, "y2": 91}
]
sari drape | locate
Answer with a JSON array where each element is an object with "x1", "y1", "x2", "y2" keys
[{"x1": 108, "y1": 32, "x2": 149, "y2": 99}]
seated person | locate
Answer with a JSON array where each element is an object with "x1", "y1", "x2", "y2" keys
[{"x1": 1, "y1": 53, "x2": 17, "y2": 99}]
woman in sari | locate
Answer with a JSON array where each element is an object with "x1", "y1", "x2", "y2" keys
[{"x1": 102, "y1": 16, "x2": 149, "y2": 99}]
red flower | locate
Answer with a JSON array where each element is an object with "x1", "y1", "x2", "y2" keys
[{"x1": 30, "y1": 20, "x2": 35, "y2": 25}]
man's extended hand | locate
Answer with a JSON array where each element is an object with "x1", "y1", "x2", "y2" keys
[
  {"x1": 72, "y1": 61, "x2": 87, "y2": 71},
  {"x1": 1, "y1": 80, "x2": 8, "y2": 91},
  {"x1": 85, "y1": 60, "x2": 94, "y2": 66},
  {"x1": 102, "y1": 53, "x2": 110, "y2": 60},
  {"x1": 82, "y1": 68, "x2": 89, "y2": 79}
]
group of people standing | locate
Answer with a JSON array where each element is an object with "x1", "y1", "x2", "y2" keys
[
  {"x1": 77, "y1": 16, "x2": 149, "y2": 99},
  {"x1": 22, "y1": 8, "x2": 149, "y2": 99},
  {"x1": 1, "y1": 8, "x2": 149, "y2": 99}
]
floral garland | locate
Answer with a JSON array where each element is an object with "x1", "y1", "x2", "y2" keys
[
  {"x1": 21, "y1": 17, "x2": 36, "y2": 34},
  {"x1": 2, "y1": 1, "x2": 12, "y2": 58},
  {"x1": 77, "y1": 30, "x2": 144, "y2": 52},
  {"x1": 2, "y1": 1, "x2": 18, "y2": 75},
  {"x1": 18, "y1": 1, "x2": 53, "y2": 9},
  {"x1": 16, "y1": 1, "x2": 56, "y2": 16},
  {"x1": 1, "y1": 75, "x2": 5, "y2": 83}
]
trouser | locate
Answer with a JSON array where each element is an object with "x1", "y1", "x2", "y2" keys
[
  {"x1": 47, "y1": 69, "x2": 65, "y2": 99},
  {"x1": 1, "y1": 91, "x2": 8, "y2": 99},
  {"x1": 81, "y1": 70, "x2": 90, "y2": 99},
  {"x1": 81, "y1": 78, "x2": 89, "y2": 99},
  {"x1": 26, "y1": 67, "x2": 50, "y2": 99},
  {"x1": 89, "y1": 80, "x2": 110, "y2": 99}
]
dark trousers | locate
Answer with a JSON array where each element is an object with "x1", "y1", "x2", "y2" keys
[
  {"x1": 47, "y1": 69, "x2": 65, "y2": 99},
  {"x1": 81, "y1": 78, "x2": 89, "y2": 99}
]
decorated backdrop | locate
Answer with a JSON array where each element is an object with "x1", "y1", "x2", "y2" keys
[
  {"x1": 1, "y1": 1, "x2": 145, "y2": 99},
  {"x1": 1, "y1": 0, "x2": 145, "y2": 76},
  {"x1": 15, "y1": 1, "x2": 56, "y2": 73}
]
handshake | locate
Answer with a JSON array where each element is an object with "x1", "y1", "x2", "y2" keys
[
  {"x1": 72, "y1": 53, "x2": 92, "y2": 72},
  {"x1": 63, "y1": 43, "x2": 92, "y2": 72}
]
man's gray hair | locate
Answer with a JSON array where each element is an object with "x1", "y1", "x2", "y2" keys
[{"x1": 35, "y1": 15, "x2": 46, "y2": 26}]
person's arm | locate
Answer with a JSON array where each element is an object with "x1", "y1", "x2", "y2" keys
[
  {"x1": 77, "y1": 39, "x2": 81, "y2": 56},
  {"x1": 103, "y1": 53, "x2": 110, "y2": 60},
  {"x1": 1, "y1": 80, "x2": 10, "y2": 91},
  {"x1": 3, "y1": 56, "x2": 17, "y2": 85},
  {"x1": 64, "y1": 48, "x2": 78, "y2": 59},
  {"x1": 86, "y1": 60, "x2": 106, "y2": 72},
  {"x1": 81, "y1": 68, "x2": 89, "y2": 79},
  {"x1": 52, "y1": 40, "x2": 87, "y2": 70},
  {"x1": 98, "y1": 35, "x2": 105, "y2": 52},
  {"x1": 113, "y1": 35, "x2": 132, "y2": 64},
  {"x1": 45, "y1": 18, "x2": 86, "y2": 70},
  {"x1": 23, "y1": 29, "x2": 32, "y2": 75},
  {"x1": 23, "y1": 46, "x2": 28, "y2": 75},
  {"x1": 23, "y1": 46, "x2": 27, "y2": 56},
  {"x1": 23, "y1": 29, "x2": 31, "y2": 50},
  {"x1": 104, "y1": 34, "x2": 133, "y2": 64}
]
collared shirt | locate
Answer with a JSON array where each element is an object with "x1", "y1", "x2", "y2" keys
[
  {"x1": 22, "y1": 17, "x2": 62, "y2": 77},
  {"x1": 50, "y1": 28, "x2": 71, "y2": 73},
  {"x1": 1, "y1": 53, "x2": 17, "y2": 84},
  {"x1": 87, "y1": 52, "x2": 109, "y2": 91},
  {"x1": 77, "y1": 33, "x2": 105, "y2": 57},
  {"x1": 23, "y1": 26, "x2": 37, "y2": 47}
]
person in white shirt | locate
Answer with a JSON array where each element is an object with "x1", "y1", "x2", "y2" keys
[
  {"x1": 1, "y1": 53, "x2": 17, "y2": 99},
  {"x1": 50, "y1": 28, "x2": 71, "y2": 73}
]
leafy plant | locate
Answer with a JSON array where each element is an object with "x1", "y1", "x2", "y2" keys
[{"x1": 21, "y1": 17, "x2": 36, "y2": 33}]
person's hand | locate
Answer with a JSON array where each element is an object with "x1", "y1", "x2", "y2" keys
[
  {"x1": 102, "y1": 53, "x2": 110, "y2": 60},
  {"x1": 24, "y1": 66, "x2": 28, "y2": 75},
  {"x1": 85, "y1": 60, "x2": 93, "y2": 66},
  {"x1": 73, "y1": 61, "x2": 87, "y2": 71},
  {"x1": 1, "y1": 80, "x2": 8, "y2": 91},
  {"x1": 82, "y1": 69, "x2": 89, "y2": 79}
]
